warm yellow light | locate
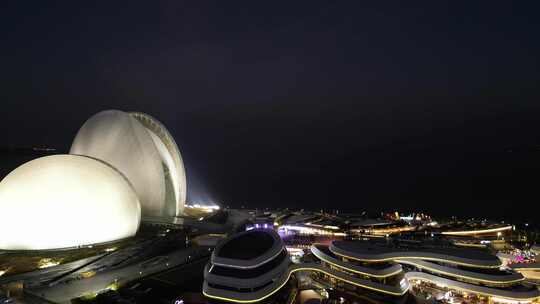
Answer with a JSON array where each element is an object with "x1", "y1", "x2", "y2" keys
[
  {"x1": 406, "y1": 274, "x2": 539, "y2": 302},
  {"x1": 491, "y1": 297, "x2": 532, "y2": 304},
  {"x1": 37, "y1": 258, "x2": 60, "y2": 269},
  {"x1": 204, "y1": 265, "x2": 408, "y2": 303},
  {"x1": 332, "y1": 251, "x2": 501, "y2": 269},
  {"x1": 107, "y1": 281, "x2": 120, "y2": 291},
  {"x1": 81, "y1": 271, "x2": 96, "y2": 278},
  {"x1": 312, "y1": 245, "x2": 402, "y2": 278},
  {"x1": 395, "y1": 259, "x2": 524, "y2": 285},
  {"x1": 440, "y1": 226, "x2": 512, "y2": 236}
]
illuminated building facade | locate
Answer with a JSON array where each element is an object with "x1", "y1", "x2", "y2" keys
[
  {"x1": 71, "y1": 110, "x2": 187, "y2": 217},
  {"x1": 347, "y1": 219, "x2": 416, "y2": 237},
  {"x1": 203, "y1": 229, "x2": 293, "y2": 303},
  {"x1": 0, "y1": 155, "x2": 141, "y2": 250},
  {"x1": 0, "y1": 110, "x2": 187, "y2": 250},
  {"x1": 510, "y1": 263, "x2": 540, "y2": 283},
  {"x1": 309, "y1": 243, "x2": 409, "y2": 302},
  {"x1": 203, "y1": 229, "x2": 540, "y2": 304},
  {"x1": 439, "y1": 225, "x2": 514, "y2": 237},
  {"x1": 203, "y1": 229, "x2": 408, "y2": 303},
  {"x1": 330, "y1": 241, "x2": 540, "y2": 304}
]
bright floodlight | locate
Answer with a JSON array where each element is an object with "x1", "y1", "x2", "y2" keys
[
  {"x1": 0, "y1": 155, "x2": 141, "y2": 250},
  {"x1": 70, "y1": 110, "x2": 187, "y2": 217}
]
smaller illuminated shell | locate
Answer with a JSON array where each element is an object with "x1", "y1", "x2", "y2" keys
[{"x1": 0, "y1": 155, "x2": 141, "y2": 250}]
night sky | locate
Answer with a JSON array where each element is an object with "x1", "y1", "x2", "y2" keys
[{"x1": 2, "y1": 2, "x2": 540, "y2": 223}]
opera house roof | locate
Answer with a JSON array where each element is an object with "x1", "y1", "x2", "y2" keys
[
  {"x1": 0, "y1": 155, "x2": 141, "y2": 250},
  {"x1": 0, "y1": 109, "x2": 186, "y2": 250},
  {"x1": 71, "y1": 110, "x2": 186, "y2": 217}
]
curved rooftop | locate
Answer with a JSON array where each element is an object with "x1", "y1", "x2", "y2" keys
[
  {"x1": 510, "y1": 262, "x2": 540, "y2": 270},
  {"x1": 396, "y1": 258, "x2": 524, "y2": 285},
  {"x1": 204, "y1": 263, "x2": 409, "y2": 303},
  {"x1": 439, "y1": 225, "x2": 513, "y2": 236},
  {"x1": 70, "y1": 110, "x2": 186, "y2": 217},
  {"x1": 331, "y1": 241, "x2": 502, "y2": 268},
  {"x1": 0, "y1": 155, "x2": 141, "y2": 250},
  {"x1": 348, "y1": 219, "x2": 395, "y2": 227},
  {"x1": 205, "y1": 249, "x2": 289, "y2": 289},
  {"x1": 212, "y1": 229, "x2": 283, "y2": 269},
  {"x1": 311, "y1": 244, "x2": 403, "y2": 278},
  {"x1": 130, "y1": 112, "x2": 187, "y2": 216},
  {"x1": 204, "y1": 229, "x2": 292, "y2": 302}
]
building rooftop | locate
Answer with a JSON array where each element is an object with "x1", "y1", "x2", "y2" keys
[
  {"x1": 211, "y1": 229, "x2": 284, "y2": 269},
  {"x1": 331, "y1": 240, "x2": 501, "y2": 267},
  {"x1": 218, "y1": 231, "x2": 275, "y2": 260}
]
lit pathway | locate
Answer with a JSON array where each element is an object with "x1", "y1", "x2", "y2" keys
[{"x1": 27, "y1": 246, "x2": 210, "y2": 303}]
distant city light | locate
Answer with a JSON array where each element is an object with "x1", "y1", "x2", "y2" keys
[
  {"x1": 277, "y1": 224, "x2": 346, "y2": 237},
  {"x1": 440, "y1": 225, "x2": 512, "y2": 236}
]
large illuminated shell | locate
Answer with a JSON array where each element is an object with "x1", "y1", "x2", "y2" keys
[
  {"x1": 0, "y1": 155, "x2": 140, "y2": 250},
  {"x1": 70, "y1": 110, "x2": 186, "y2": 217},
  {"x1": 130, "y1": 112, "x2": 186, "y2": 216}
]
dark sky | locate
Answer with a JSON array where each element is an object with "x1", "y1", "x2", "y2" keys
[{"x1": 2, "y1": 2, "x2": 540, "y2": 223}]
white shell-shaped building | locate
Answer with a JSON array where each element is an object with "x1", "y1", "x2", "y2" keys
[
  {"x1": 0, "y1": 155, "x2": 141, "y2": 250},
  {"x1": 130, "y1": 112, "x2": 187, "y2": 216},
  {"x1": 70, "y1": 110, "x2": 186, "y2": 217},
  {"x1": 0, "y1": 110, "x2": 187, "y2": 250}
]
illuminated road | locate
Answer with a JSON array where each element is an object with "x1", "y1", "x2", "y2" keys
[
  {"x1": 27, "y1": 246, "x2": 211, "y2": 303},
  {"x1": 0, "y1": 253, "x2": 108, "y2": 287}
]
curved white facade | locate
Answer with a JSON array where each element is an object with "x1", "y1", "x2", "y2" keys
[
  {"x1": 70, "y1": 110, "x2": 186, "y2": 217},
  {"x1": 0, "y1": 155, "x2": 140, "y2": 250},
  {"x1": 130, "y1": 112, "x2": 187, "y2": 216}
]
